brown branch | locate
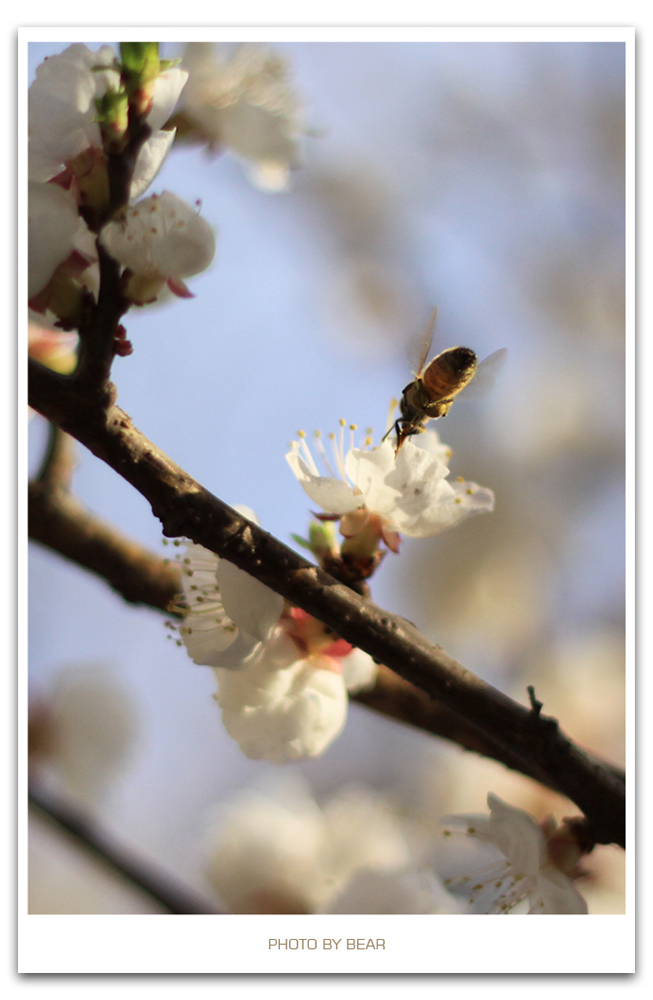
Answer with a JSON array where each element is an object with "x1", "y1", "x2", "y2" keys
[
  {"x1": 28, "y1": 478, "x2": 180, "y2": 611},
  {"x1": 74, "y1": 243, "x2": 128, "y2": 391},
  {"x1": 28, "y1": 357, "x2": 626, "y2": 848},
  {"x1": 29, "y1": 782, "x2": 219, "y2": 914},
  {"x1": 28, "y1": 487, "x2": 624, "y2": 795},
  {"x1": 35, "y1": 423, "x2": 77, "y2": 489},
  {"x1": 23, "y1": 479, "x2": 553, "y2": 778}
]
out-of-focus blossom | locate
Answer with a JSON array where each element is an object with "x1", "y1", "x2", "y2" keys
[
  {"x1": 28, "y1": 322, "x2": 78, "y2": 375},
  {"x1": 287, "y1": 425, "x2": 494, "y2": 554},
  {"x1": 177, "y1": 42, "x2": 304, "y2": 191},
  {"x1": 28, "y1": 664, "x2": 139, "y2": 808},
  {"x1": 203, "y1": 776, "x2": 437, "y2": 913},
  {"x1": 320, "y1": 866, "x2": 464, "y2": 914},
  {"x1": 441, "y1": 793, "x2": 589, "y2": 914},
  {"x1": 171, "y1": 522, "x2": 377, "y2": 761},
  {"x1": 28, "y1": 43, "x2": 186, "y2": 200},
  {"x1": 100, "y1": 192, "x2": 216, "y2": 303}
]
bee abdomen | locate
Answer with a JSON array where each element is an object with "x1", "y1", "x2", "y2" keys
[{"x1": 422, "y1": 346, "x2": 477, "y2": 398}]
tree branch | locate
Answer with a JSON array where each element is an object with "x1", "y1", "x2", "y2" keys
[
  {"x1": 28, "y1": 358, "x2": 626, "y2": 848},
  {"x1": 28, "y1": 482, "x2": 624, "y2": 799},
  {"x1": 29, "y1": 782, "x2": 219, "y2": 914},
  {"x1": 35, "y1": 423, "x2": 77, "y2": 489},
  {"x1": 29, "y1": 477, "x2": 180, "y2": 611}
]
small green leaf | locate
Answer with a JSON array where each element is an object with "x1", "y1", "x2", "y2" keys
[{"x1": 290, "y1": 533, "x2": 312, "y2": 551}]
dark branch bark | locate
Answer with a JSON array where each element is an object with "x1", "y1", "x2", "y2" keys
[
  {"x1": 35, "y1": 423, "x2": 77, "y2": 489},
  {"x1": 28, "y1": 485, "x2": 625, "y2": 798},
  {"x1": 29, "y1": 478, "x2": 180, "y2": 611},
  {"x1": 29, "y1": 782, "x2": 219, "y2": 914},
  {"x1": 28, "y1": 358, "x2": 626, "y2": 848}
]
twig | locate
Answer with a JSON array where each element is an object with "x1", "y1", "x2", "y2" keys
[
  {"x1": 29, "y1": 782, "x2": 220, "y2": 914},
  {"x1": 28, "y1": 357, "x2": 626, "y2": 848},
  {"x1": 35, "y1": 422, "x2": 77, "y2": 490}
]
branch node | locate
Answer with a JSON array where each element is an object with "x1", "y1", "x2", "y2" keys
[{"x1": 528, "y1": 684, "x2": 543, "y2": 716}]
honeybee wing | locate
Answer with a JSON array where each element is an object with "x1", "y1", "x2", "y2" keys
[
  {"x1": 408, "y1": 307, "x2": 438, "y2": 377},
  {"x1": 462, "y1": 347, "x2": 508, "y2": 399}
]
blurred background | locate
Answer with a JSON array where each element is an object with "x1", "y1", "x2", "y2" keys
[{"x1": 27, "y1": 38, "x2": 626, "y2": 914}]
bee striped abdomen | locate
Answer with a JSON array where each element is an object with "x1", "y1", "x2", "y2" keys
[{"x1": 422, "y1": 347, "x2": 478, "y2": 400}]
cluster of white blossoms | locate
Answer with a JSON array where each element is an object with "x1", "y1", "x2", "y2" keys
[
  {"x1": 201, "y1": 779, "x2": 589, "y2": 915},
  {"x1": 28, "y1": 44, "x2": 216, "y2": 322},
  {"x1": 170, "y1": 508, "x2": 377, "y2": 763},
  {"x1": 286, "y1": 423, "x2": 495, "y2": 556},
  {"x1": 172, "y1": 430, "x2": 493, "y2": 762},
  {"x1": 203, "y1": 775, "x2": 461, "y2": 914},
  {"x1": 441, "y1": 793, "x2": 589, "y2": 914},
  {"x1": 176, "y1": 43, "x2": 304, "y2": 191}
]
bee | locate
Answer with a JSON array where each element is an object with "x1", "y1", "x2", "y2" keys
[{"x1": 383, "y1": 308, "x2": 506, "y2": 454}]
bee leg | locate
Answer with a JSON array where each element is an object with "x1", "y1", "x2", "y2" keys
[{"x1": 382, "y1": 419, "x2": 403, "y2": 443}]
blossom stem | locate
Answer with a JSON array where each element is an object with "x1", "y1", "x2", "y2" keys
[
  {"x1": 74, "y1": 241, "x2": 128, "y2": 391},
  {"x1": 105, "y1": 117, "x2": 152, "y2": 223}
]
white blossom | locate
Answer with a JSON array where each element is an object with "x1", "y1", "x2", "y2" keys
[
  {"x1": 203, "y1": 776, "x2": 430, "y2": 913},
  {"x1": 29, "y1": 664, "x2": 139, "y2": 808},
  {"x1": 100, "y1": 192, "x2": 216, "y2": 302},
  {"x1": 320, "y1": 867, "x2": 463, "y2": 914},
  {"x1": 28, "y1": 43, "x2": 187, "y2": 198},
  {"x1": 28, "y1": 181, "x2": 87, "y2": 299},
  {"x1": 215, "y1": 630, "x2": 348, "y2": 762},
  {"x1": 28, "y1": 322, "x2": 78, "y2": 374},
  {"x1": 174, "y1": 526, "x2": 283, "y2": 670},
  {"x1": 286, "y1": 425, "x2": 494, "y2": 545},
  {"x1": 441, "y1": 793, "x2": 589, "y2": 914},
  {"x1": 212, "y1": 607, "x2": 377, "y2": 762},
  {"x1": 172, "y1": 528, "x2": 377, "y2": 762},
  {"x1": 179, "y1": 42, "x2": 303, "y2": 191}
]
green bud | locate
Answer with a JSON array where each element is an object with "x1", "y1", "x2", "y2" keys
[
  {"x1": 95, "y1": 89, "x2": 129, "y2": 147},
  {"x1": 120, "y1": 42, "x2": 160, "y2": 81},
  {"x1": 119, "y1": 42, "x2": 161, "y2": 117},
  {"x1": 308, "y1": 519, "x2": 338, "y2": 552}
]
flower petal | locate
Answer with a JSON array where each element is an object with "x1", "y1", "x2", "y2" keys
[
  {"x1": 286, "y1": 445, "x2": 361, "y2": 514},
  {"x1": 215, "y1": 637, "x2": 348, "y2": 761},
  {"x1": 130, "y1": 129, "x2": 177, "y2": 200},
  {"x1": 28, "y1": 44, "x2": 117, "y2": 181},
  {"x1": 216, "y1": 559, "x2": 283, "y2": 642},
  {"x1": 147, "y1": 67, "x2": 188, "y2": 132},
  {"x1": 340, "y1": 648, "x2": 378, "y2": 693},
  {"x1": 344, "y1": 443, "x2": 398, "y2": 514},
  {"x1": 486, "y1": 793, "x2": 547, "y2": 874},
  {"x1": 530, "y1": 869, "x2": 589, "y2": 914},
  {"x1": 28, "y1": 182, "x2": 84, "y2": 297}
]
